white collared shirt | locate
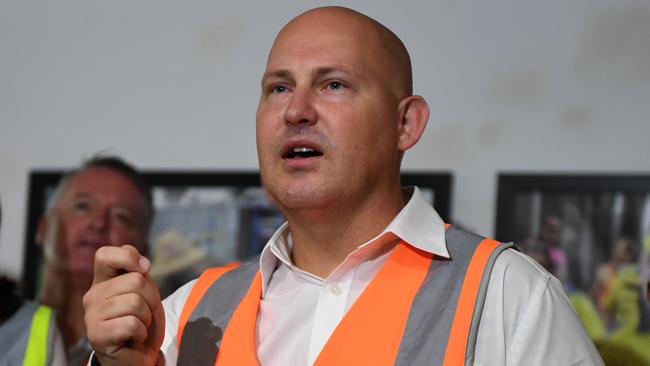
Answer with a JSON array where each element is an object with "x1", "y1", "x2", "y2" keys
[{"x1": 160, "y1": 187, "x2": 603, "y2": 365}]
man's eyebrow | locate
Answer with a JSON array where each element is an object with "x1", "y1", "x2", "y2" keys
[
  {"x1": 312, "y1": 66, "x2": 352, "y2": 78},
  {"x1": 261, "y1": 65, "x2": 356, "y2": 87},
  {"x1": 261, "y1": 69, "x2": 292, "y2": 86},
  {"x1": 70, "y1": 192, "x2": 93, "y2": 199}
]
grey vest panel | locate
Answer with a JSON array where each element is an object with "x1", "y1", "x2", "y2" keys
[
  {"x1": 0, "y1": 301, "x2": 57, "y2": 366},
  {"x1": 177, "y1": 259, "x2": 260, "y2": 366},
  {"x1": 395, "y1": 227, "x2": 513, "y2": 366},
  {"x1": 178, "y1": 228, "x2": 513, "y2": 366}
]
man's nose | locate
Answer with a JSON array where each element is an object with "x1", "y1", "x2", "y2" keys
[
  {"x1": 284, "y1": 88, "x2": 317, "y2": 127},
  {"x1": 88, "y1": 209, "x2": 108, "y2": 232}
]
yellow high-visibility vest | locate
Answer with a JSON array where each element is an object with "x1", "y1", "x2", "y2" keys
[{"x1": 23, "y1": 305, "x2": 54, "y2": 366}]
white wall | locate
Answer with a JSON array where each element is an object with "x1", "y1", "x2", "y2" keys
[{"x1": 1, "y1": 0, "x2": 649, "y2": 278}]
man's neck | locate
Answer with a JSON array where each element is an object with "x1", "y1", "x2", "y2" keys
[
  {"x1": 285, "y1": 187, "x2": 405, "y2": 278},
  {"x1": 39, "y1": 266, "x2": 89, "y2": 348}
]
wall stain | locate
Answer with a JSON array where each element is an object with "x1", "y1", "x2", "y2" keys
[
  {"x1": 486, "y1": 69, "x2": 548, "y2": 105},
  {"x1": 476, "y1": 119, "x2": 510, "y2": 147},
  {"x1": 417, "y1": 123, "x2": 470, "y2": 165},
  {"x1": 575, "y1": 3, "x2": 650, "y2": 88},
  {"x1": 195, "y1": 18, "x2": 245, "y2": 63},
  {"x1": 560, "y1": 105, "x2": 592, "y2": 128}
]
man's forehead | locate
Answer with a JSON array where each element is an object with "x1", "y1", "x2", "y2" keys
[
  {"x1": 265, "y1": 22, "x2": 383, "y2": 76},
  {"x1": 263, "y1": 65, "x2": 355, "y2": 80},
  {"x1": 264, "y1": 7, "x2": 412, "y2": 96},
  {"x1": 271, "y1": 9, "x2": 380, "y2": 52},
  {"x1": 282, "y1": 6, "x2": 378, "y2": 33},
  {"x1": 61, "y1": 167, "x2": 143, "y2": 203}
]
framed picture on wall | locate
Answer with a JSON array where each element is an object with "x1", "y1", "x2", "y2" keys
[
  {"x1": 22, "y1": 170, "x2": 452, "y2": 298},
  {"x1": 495, "y1": 173, "x2": 650, "y2": 349}
]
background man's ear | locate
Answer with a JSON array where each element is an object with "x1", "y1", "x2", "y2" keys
[
  {"x1": 397, "y1": 95, "x2": 429, "y2": 151},
  {"x1": 36, "y1": 215, "x2": 48, "y2": 246}
]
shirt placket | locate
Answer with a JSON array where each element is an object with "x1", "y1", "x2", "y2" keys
[{"x1": 306, "y1": 267, "x2": 354, "y2": 365}]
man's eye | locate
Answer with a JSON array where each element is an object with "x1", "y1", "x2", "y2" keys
[
  {"x1": 73, "y1": 201, "x2": 90, "y2": 212},
  {"x1": 271, "y1": 85, "x2": 287, "y2": 94},
  {"x1": 327, "y1": 81, "x2": 344, "y2": 90},
  {"x1": 113, "y1": 210, "x2": 133, "y2": 227}
]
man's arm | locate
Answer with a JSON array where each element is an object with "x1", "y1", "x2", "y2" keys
[
  {"x1": 475, "y1": 249, "x2": 604, "y2": 365},
  {"x1": 83, "y1": 245, "x2": 165, "y2": 366}
]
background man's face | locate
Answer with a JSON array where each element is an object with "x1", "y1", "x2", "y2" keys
[
  {"x1": 40, "y1": 167, "x2": 148, "y2": 287},
  {"x1": 256, "y1": 13, "x2": 403, "y2": 212}
]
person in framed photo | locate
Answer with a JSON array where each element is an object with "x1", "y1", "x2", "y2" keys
[{"x1": 83, "y1": 6, "x2": 603, "y2": 365}]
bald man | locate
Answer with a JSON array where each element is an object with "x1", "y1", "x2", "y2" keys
[{"x1": 83, "y1": 7, "x2": 603, "y2": 365}]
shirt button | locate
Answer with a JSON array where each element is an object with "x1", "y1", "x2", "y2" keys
[{"x1": 329, "y1": 283, "x2": 342, "y2": 295}]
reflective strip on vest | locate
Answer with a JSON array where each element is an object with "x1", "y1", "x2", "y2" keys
[
  {"x1": 22, "y1": 305, "x2": 53, "y2": 366},
  {"x1": 312, "y1": 242, "x2": 433, "y2": 365},
  {"x1": 177, "y1": 262, "x2": 241, "y2": 350},
  {"x1": 443, "y1": 238, "x2": 502, "y2": 366},
  {"x1": 178, "y1": 260, "x2": 259, "y2": 366},
  {"x1": 178, "y1": 226, "x2": 513, "y2": 366}
]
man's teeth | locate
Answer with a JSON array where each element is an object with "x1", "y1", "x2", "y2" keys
[
  {"x1": 294, "y1": 147, "x2": 315, "y2": 153},
  {"x1": 285, "y1": 146, "x2": 322, "y2": 158}
]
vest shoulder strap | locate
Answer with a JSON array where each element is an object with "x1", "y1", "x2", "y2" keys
[
  {"x1": 176, "y1": 262, "x2": 240, "y2": 349},
  {"x1": 443, "y1": 238, "x2": 513, "y2": 366},
  {"x1": 22, "y1": 304, "x2": 54, "y2": 366}
]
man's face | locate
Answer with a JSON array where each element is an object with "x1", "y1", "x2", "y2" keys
[
  {"x1": 611, "y1": 238, "x2": 635, "y2": 263},
  {"x1": 40, "y1": 167, "x2": 148, "y2": 287},
  {"x1": 256, "y1": 13, "x2": 403, "y2": 212}
]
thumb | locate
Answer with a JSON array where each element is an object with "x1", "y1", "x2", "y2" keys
[{"x1": 93, "y1": 245, "x2": 150, "y2": 284}]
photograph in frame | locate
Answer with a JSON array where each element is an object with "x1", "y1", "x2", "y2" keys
[{"x1": 495, "y1": 174, "x2": 650, "y2": 359}]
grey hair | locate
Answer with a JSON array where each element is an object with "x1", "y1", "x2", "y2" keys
[
  {"x1": 44, "y1": 155, "x2": 153, "y2": 230},
  {"x1": 44, "y1": 175, "x2": 72, "y2": 215}
]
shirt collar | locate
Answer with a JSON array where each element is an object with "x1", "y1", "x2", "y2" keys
[{"x1": 259, "y1": 186, "x2": 449, "y2": 294}]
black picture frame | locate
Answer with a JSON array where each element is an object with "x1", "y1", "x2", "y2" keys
[
  {"x1": 495, "y1": 173, "x2": 650, "y2": 292},
  {"x1": 22, "y1": 170, "x2": 452, "y2": 299},
  {"x1": 495, "y1": 173, "x2": 650, "y2": 357},
  {"x1": 496, "y1": 174, "x2": 650, "y2": 243}
]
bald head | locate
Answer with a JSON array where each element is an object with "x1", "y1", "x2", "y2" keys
[
  {"x1": 268, "y1": 6, "x2": 413, "y2": 98},
  {"x1": 256, "y1": 6, "x2": 429, "y2": 219}
]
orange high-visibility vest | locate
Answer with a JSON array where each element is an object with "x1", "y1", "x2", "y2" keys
[{"x1": 177, "y1": 226, "x2": 512, "y2": 366}]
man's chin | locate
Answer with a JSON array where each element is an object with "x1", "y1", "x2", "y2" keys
[
  {"x1": 277, "y1": 189, "x2": 335, "y2": 212},
  {"x1": 67, "y1": 267, "x2": 95, "y2": 288}
]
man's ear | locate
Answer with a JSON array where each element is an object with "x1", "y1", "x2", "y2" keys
[
  {"x1": 36, "y1": 215, "x2": 48, "y2": 246},
  {"x1": 396, "y1": 95, "x2": 429, "y2": 151}
]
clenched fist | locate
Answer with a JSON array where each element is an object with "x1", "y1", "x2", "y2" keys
[{"x1": 83, "y1": 245, "x2": 165, "y2": 366}]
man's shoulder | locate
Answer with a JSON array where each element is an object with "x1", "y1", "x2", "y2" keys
[
  {"x1": 445, "y1": 226, "x2": 486, "y2": 246},
  {"x1": 476, "y1": 249, "x2": 603, "y2": 365},
  {"x1": 482, "y1": 247, "x2": 572, "y2": 335},
  {"x1": 493, "y1": 247, "x2": 554, "y2": 282},
  {"x1": 445, "y1": 226, "x2": 554, "y2": 289},
  {"x1": 163, "y1": 258, "x2": 261, "y2": 308},
  {"x1": 489, "y1": 247, "x2": 559, "y2": 300}
]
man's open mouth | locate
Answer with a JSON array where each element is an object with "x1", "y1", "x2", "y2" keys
[{"x1": 283, "y1": 146, "x2": 324, "y2": 159}]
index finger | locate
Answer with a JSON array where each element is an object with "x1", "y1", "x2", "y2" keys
[{"x1": 93, "y1": 245, "x2": 151, "y2": 284}]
